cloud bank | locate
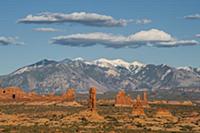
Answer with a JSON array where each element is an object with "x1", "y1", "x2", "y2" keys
[
  {"x1": 51, "y1": 29, "x2": 199, "y2": 48},
  {"x1": 184, "y1": 14, "x2": 200, "y2": 19},
  {"x1": 33, "y1": 27, "x2": 60, "y2": 32},
  {"x1": 0, "y1": 37, "x2": 24, "y2": 46},
  {"x1": 18, "y1": 12, "x2": 151, "y2": 27}
]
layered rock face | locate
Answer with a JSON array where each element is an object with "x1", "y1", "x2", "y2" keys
[
  {"x1": 115, "y1": 90, "x2": 133, "y2": 107},
  {"x1": 89, "y1": 87, "x2": 96, "y2": 111},
  {"x1": 0, "y1": 86, "x2": 76, "y2": 102},
  {"x1": 0, "y1": 86, "x2": 27, "y2": 101}
]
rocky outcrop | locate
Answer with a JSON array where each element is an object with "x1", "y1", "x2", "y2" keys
[
  {"x1": 0, "y1": 86, "x2": 77, "y2": 103},
  {"x1": 62, "y1": 88, "x2": 75, "y2": 102},
  {"x1": 115, "y1": 90, "x2": 133, "y2": 107},
  {"x1": 62, "y1": 87, "x2": 104, "y2": 122},
  {"x1": 131, "y1": 91, "x2": 150, "y2": 109},
  {"x1": 0, "y1": 86, "x2": 27, "y2": 101},
  {"x1": 89, "y1": 87, "x2": 97, "y2": 111},
  {"x1": 156, "y1": 108, "x2": 173, "y2": 118},
  {"x1": 132, "y1": 95, "x2": 145, "y2": 116}
]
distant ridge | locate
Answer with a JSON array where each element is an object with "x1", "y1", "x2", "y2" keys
[{"x1": 0, "y1": 58, "x2": 200, "y2": 94}]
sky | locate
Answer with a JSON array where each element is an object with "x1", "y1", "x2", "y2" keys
[{"x1": 0, "y1": 0, "x2": 200, "y2": 75}]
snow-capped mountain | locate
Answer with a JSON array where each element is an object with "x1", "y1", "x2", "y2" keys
[
  {"x1": 0, "y1": 58, "x2": 200, "y2": 94},
  {"x1": 13, "y1": 59, "x2": 57, "y2": 75},
  {"x1": 177, "y1": 66, "x2": 193, "y2": 72},
  {"x1": 75, "y1": 58, "x2": 145, "y2": 70}
]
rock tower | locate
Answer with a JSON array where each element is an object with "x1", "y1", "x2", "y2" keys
[
  {"x1": 89, "y1": 87, "x2": 96, "y2": 111},
  {"x1": 115, "y1": 90, "x2": 133, "y2": 107}
]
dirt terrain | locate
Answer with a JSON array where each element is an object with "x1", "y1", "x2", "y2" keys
[
  {"x1": 0, "y1": 103, "x2": 200, "y2": 133},
  {"x1": 0, "y1": 87, "x2": 200, "y2": 133}
]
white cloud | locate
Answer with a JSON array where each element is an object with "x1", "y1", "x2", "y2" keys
[
  {"x1": 18, "y1": 12, "x2": 151, "y2": 27},
  {"x1": 128, "y1": 29, "x2": 174, "y2": 42},
  {"x1": 134, "y1": 19, "x2": 152, "y2": 24},
  {"x1": 196, "y1": 34, "x2": 200, "y2": 38},
  {"x1": 0, "y1": 36, "x2": 24, "y2": 46},
  {"x1": 184, "y1": 14, "x2": 200, "y2": 19},
  {"x1": 33, "y1": 27, "x2": 60, "y2": 32},
  {"x1": 18, "y1": 12, "x2": 129, "y2": 27},
  {"x1": 51, "y1": 29, "x2": 199, "y2": 48},
  {"x1": 155, "y1": 40, "x2": 199, "y2": 47}
]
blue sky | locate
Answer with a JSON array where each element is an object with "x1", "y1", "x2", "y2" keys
[{"x1": 0, "y1": 0, "x2": 200, "y2": 75}]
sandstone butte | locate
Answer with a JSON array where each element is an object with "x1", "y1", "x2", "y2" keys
[
  {"x1": 115, "y1": 90, "x2": 133, "y2": 107},
  {"x1": 115, "y1": 90, "x2": 150, "y2": 108},
  {"x1": 0, "y1": 86, "x2": 76, "y2": 102}
]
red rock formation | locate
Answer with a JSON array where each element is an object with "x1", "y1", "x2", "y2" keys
[
  {"x1": 89, "y1": 87, "x2": 96, "y2": 111},
  {"x1": 115, "y1": 90, "x2": 133, "y2": 107},
  {"x1": 156, "y1": 108, "x2": 173, "y2": 118},
  {"x1": 0, "y1": 86, "x2": 77, "y2": 103},
  {"x1": 62, "y1": 88, "x2": 75, "y2": 102},
  {"x1": 0, "y1": 86, "x2": 27, "y2": 101},
  {"x1": 132, "y1": 95, "x2": 145, "y2": 116},
  {"x1": 27, "y1": 91, "x2": 37, "y2": 97}
]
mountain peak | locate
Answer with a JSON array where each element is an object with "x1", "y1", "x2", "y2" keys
[
  {"x1": 28, "y1": 59, "x2": 56, "y2": 67},
  {"x1": 73, "y1": 57, "x2": 84, "y2": 61},
  {"x1": 177, "y1": 66, "x2": 193, "y2": 71},
  {"x1": 12, "y1": 59, "x2": 57, "y2": 75},
  {"x1": 92, "y1": 58, "x2": 145, "y2": 69},
  {"x1": 131, "y1": 61, "x2": 145, "y2": 67}
]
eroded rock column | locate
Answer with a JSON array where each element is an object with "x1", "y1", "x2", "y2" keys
[{"x1": 89, "y1": 87, "x2": 96, "y2": 111}]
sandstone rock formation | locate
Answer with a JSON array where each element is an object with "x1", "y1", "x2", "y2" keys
[
  {"x1": 62, "y1": 87, "x2": 104, "y2": 122},
  {"x1": 132, "y1": 95, "x2": 145, "y2": 116},
  {"x1": 89, "y1": 87, "x2": 96, "y2": 111},
  {"x1": 115, "y1": 90, "x2": 133, "y2": 107},
  {"x1": 62, "y1": 88, "x2": 75, "y2": 102},
  {"x1": 156, "y1": 108, "x2": 173, "y2": 118},
  {"x1": 0, "y1": 86, "x2": 27, "y2": 101},
  {"x1": 0, "y1": 86, "x2": 78, "y2": 105}
]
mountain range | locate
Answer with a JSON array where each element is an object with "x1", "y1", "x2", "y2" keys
[{"x1": 0, "y1": 58, "x2": 200, "y2": 94}]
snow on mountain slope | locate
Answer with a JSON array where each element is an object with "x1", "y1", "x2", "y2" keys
[
  {"x1": 12, "y1": 59, "x2": 56, "y2": 75},
  {"x1": 161, "y1": 69, "x2": 172, "y2": 80},
  {"x1": 90, "y1": 58, "x2": 145, "y2": 70},
  {"x1": 131, "y1": 61, "x2": 145, "y2": 67},
  {"x1": 94, "y1": 58, "x2": 130, "y2": 69},
  {"x1": 177, "y1": 66, "x2": 193, "y2": 71},
  {"x1": 13, "y1": 64, "x2": 44, "y2": 75},
  {"x1": 1, "y1": 57, "x2": 200, "y2": 94}
]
